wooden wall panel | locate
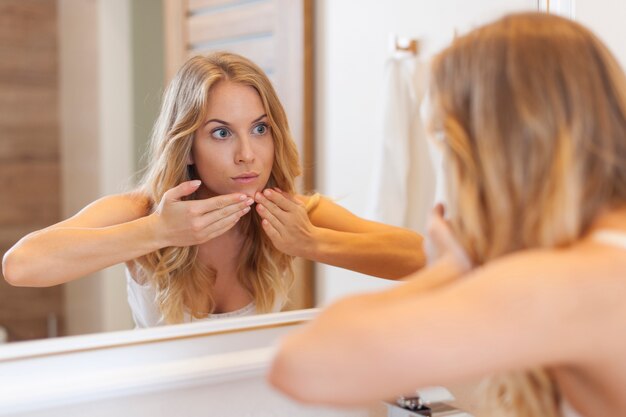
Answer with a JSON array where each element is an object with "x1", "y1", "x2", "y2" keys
[
  {"x1": 188, "y1": 0, "x2": 239, "y2": 9},
  {"x1": 0, "y1": 163, "x2": 59, "y2": 225},
  {"x1": 192, "y1": 36, "x2": 275, "y2": 72},
  {"x1": 0, "y1": 0, "x2": 64, "y2": 342},
  {"x1": 188, "y1": 2, "x2": 275, "y2": 46}
]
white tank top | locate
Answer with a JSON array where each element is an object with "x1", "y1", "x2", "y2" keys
[
  {"x1": 126, "y1": 268, "x2": 273, "y2": 328},
  {"x1": 591, "y1": 229, "x2": 626, "y2": 250},
  {"x1": 560, "y1": 229, "x2": 626, "y2": 417},
  {"x1": 561, "y1": 399, "x2": 584, "y2": 417},
  {"x1": 126, "y1": 193, "x2": 320, "y2": 328}
]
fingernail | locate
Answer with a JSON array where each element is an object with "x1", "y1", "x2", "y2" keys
[
  {"x1": 239, "y1": 194, "x2": 247, "y2": 201},
  {"x1": 191, "y1": 180, "x2": 201, "y2": 187},
  {"x1": 264, "y1": 189, "x2": 272, "y2": 196},
  {"x1": 243, "y1": 206, "x2": 251, "y2": 213},
  {"x1": 246, "y1": 198, "x2": 254, "y2": 205}
]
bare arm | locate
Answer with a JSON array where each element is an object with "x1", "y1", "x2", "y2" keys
[
  {"x1": 2, "y1": 181, "x2": 254, "y2": 287},
  {"x1": 255, "y1": 190, "x2": 425, "y2": 279},
  {"x1": 2, "y1": 193, "x2": 157, "y2": 286},
  {"x1": 269, "y1": 250, "x2": 601, "y2": 405}
]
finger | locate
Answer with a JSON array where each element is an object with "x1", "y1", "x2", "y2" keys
[
  {"x1": 273, "y1": 188, "x2": 305, "y2": 205},
  {"x1": 256, "y1": 203, "x2": 283, "y2": 236},
  {"x1": 262, "y1": 188, "x2": 297, "y2": 211},
  {"x1": 433, "y1": 203, "x2": 445, "y2": 218},
  {"x1": 192, "y1": 193, "x2": 252, "y2": 215},
  {"x1": 263, "y1": 188, "x2": 300, "y2": 211},
  {"x1": 203, "y1": 218, "x2": 239, "y2": 241},
  {"x1": 260, "y1": 218, "x2": 282, "y2": 243},
  {"x1": 163, "y1": 180, "x2": 202, "y2": 202},
  {"x1": 202, "y1": 206, "x2": 250, "y2": 239},
  {"x1": 254, "y1": 191, "x2": 289, "y2": 222},
  {"x1": 427, "y1": 210, "x2": 448, "y2": 237},
  {"x1": 201, "y1": 199, "x2": 252, "y2": 224}
]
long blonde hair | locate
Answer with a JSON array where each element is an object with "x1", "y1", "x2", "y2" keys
[
  {"x1": 429, "y1": 12, "x2": 626, "y2": 417},
  {"x1": 135, "y1": 52, "x2": 301, "y2": 323}
]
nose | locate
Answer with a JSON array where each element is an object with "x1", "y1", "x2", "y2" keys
[{"x1": 235, "y1": 135, "x2": 255, "y2": 164}]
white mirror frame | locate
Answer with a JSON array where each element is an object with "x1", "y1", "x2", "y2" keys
[
  {"x1": 0, "y1": 309, "x2": 384, "y2": 417},
  {"x1": 538, "y1": 0, "x2": 576, "y2": 18}
]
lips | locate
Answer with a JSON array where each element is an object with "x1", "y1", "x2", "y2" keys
[{"x1": 232, "y1": 172, "x2": 259, "y2": 183}]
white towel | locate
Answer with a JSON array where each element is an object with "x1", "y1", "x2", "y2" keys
[{"x1": 369, "y1": 54, "x2": 435, "y2": 233}]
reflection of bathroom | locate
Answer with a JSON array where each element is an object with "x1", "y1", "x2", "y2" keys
[
  {"x1": 1, "y1": 0, "x2": 625, "y2": 415},
  {"x1": 0, "y1": 0, "x2": 164, "y2": 341},
  {"x1": 1, "y1": 0, "x2": 317, "y2": 342}
]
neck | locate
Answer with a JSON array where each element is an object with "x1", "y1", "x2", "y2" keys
[
  {"x1": 590, "y1": 204, "x2": 626, "y2": 233},
  {"x1": 196, "y1": 217, "x2": 249, "y2": 267}
]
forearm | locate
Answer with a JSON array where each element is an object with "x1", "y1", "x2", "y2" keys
[
  {"x1": 2, "y1": 215, "x2": 162, "y2": 287},
  {"x1": 304, "y1": 228, "x2": 425, "y2": 279},
  {"x1": 269, "y1": 257, "x2": 465, "y2": 405}
]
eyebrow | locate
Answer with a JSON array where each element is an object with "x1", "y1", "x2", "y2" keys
[{"x1": 204, "y1": 114, "x2": 267, "y2": 126}]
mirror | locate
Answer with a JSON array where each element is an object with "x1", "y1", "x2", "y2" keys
[
  {"x1": 1, "y1": 0, "x2": 321, "y2": 343},
  {"x1": 1, "y1": 0, "x2": 547, "y2": 344}
]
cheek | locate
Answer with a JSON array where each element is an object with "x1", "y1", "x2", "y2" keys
[
  {"x1": 190, "y1": 145, "x2": 222, "y2": 179},
  {"x1": 263, "y1": 138, "x2": 275, "y2": 165}
]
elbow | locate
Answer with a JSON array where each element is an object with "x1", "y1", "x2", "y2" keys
[
  {"x1": 2, "y1": 249, "x2": 17, "y2": 286},
  {"x1": 268, "y1": 341, "x2": 320, "y2": 404},
  {"x1": 269, "y1": 331, "x2": 378, "y2": 407},
  {"x1": 2, "y1": 247, "x2": 33, "y2": 287},
  {"x1": 268, "y1": 330, "x2": 350, "y2": 405},
  {"x1": 268, "y1": 299, "x2": 370, "y2": 405}
]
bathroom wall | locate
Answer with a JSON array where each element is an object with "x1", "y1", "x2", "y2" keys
[
  {"x1": 59, "y1": 0, "x2": 165, "y2": 336},
  {"x1": 59, "y1": 0, "x2": 135, "y2": 335},
  {"x1": 576, "y1": 0, "x2": 626, "y2": 68},
  {"x1": 314, "y1": 0, "x2": 537, "y2": 304}
]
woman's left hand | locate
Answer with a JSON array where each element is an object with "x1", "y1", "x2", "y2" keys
[
  {"x1": 426, "y1": 204, "x2": 472, "y2": 272},
  {"x1": 254, "y1": 188, "x2": 317, "y2": 257}
]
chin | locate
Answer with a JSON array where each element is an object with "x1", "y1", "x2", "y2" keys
[{"x1": 248, "y1": 185, "x2": 265, "y2": 197}]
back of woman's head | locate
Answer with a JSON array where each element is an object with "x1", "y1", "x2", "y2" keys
[
  {"x1": 430, "y1": 12, "x2": 626, "y2": 264},
  {"x1": 430, "y1": 13, "x2": 626, "y2": 417}
]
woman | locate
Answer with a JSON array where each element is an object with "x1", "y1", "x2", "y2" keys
[
  {"x1": 269, "y1": 13, "x2": 626, "y2": 417},
  {"x1": 2, "y1": 52, "x2": 424, "y2": 327}
]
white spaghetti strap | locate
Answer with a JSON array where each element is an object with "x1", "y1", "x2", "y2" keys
[
  {"x1": 561, "y1": 398, "x2": 585, "y2": 417},
  {"x1": 591, "y1": 229, "x2": 626, "y2": 250}
]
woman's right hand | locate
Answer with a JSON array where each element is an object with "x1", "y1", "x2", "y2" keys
[{"x1": 150, "y1": 180, "x2": 254, "y2": 247}]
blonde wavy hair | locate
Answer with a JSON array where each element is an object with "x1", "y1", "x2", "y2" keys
[
  {"x1": 429, "y1": 12, "x2": 626, "y2": 417},
  {"x1": 135, "y1": 52, "x2": 301, "y2": 323}
]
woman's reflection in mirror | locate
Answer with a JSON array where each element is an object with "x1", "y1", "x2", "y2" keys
[{"x1": 2, "y1": 52, "x2": 425, "y2": 327}]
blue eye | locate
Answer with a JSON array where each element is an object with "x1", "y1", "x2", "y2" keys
[
  {"x1": 252, "y1": 123, "x2": 269, "y2": 136},
  {"x1": 211, "y1": 128, "x2": 231, "y2": 140}
]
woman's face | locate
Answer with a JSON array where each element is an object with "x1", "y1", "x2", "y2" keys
[{"x1": 191, "y1": 80, "x2": 275, "y2": 198}]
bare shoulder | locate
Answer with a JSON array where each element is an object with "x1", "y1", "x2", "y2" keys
[
  {"x1": 54, "y1": 191, "x2": 154, "y2": 229},
  {"x1": 97, "y1": 192, "x2": 152, "y2": 216},
  {"x1": 295, "y1": 194, "x2": 362, "y2": 230},
  {"x1": 462, "y1": 246, "x2": 625, "y2": 302},
  {"x1": 456, "y1": 246, "x2": 626, "y2": 348}
]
